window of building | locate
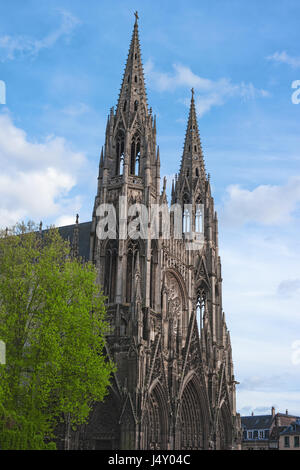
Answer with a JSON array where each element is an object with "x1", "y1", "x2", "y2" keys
[
  {"x1": 284, "y1": 436, "x2": 290, "y2": 448},
  {"x1": 294, "y1": 436, "x2": 299, "y2": 448},
  {"x1": 130, "y1": 134, "x2": 140, "y2": 175},
  {"x1": 196, "y1": 292, "x2": 205, "y2": 333},
  {"x1": 259, "y1": 430, "x2": 264, "y2": 439},
  {"x1": 116, "y1": 132, "x2": 125, "y2": 176},
  {"x1": 195, "y1": 205, "x2": 203, "y2": 233},
  {"x1": 248, "y1": 431, "x2": 253, "y2": 439},
  {"x1": 253, "y1": 430, "x2": 258, "y2": 439},
  {"x1": 265, "y1": 430, "x2": 269, "y2": 439},
  {"x1": 183, "y1": 208, "x2": 190, "y2": 233}
]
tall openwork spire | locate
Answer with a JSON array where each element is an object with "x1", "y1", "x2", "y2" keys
[
  {"x1": 116, "y1": 12, "x2": 148, "y2": 120},
  {"x1": 179, "y1": 88, "x2": 206, "y2": 181}
]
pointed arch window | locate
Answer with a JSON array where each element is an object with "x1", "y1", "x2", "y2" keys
[
  {"x1": 130, "y1": 134, "x2": 141, "y2": 175},
  {"x1": 120, "y1": 318, "x2": 127, "y2": 336},
  {"x1": 123, "y1": 100, "x2": 127, "y2": 112},
  {"x1": 183, "y1": 208, "x2": 190, "y2": 233},
  {"x1": 134, "y1": 100, "x2": 139, "y2": 111},
  {"x1": 195, "y1": 205, "x2": 203, "y2": 233},
  {"x1": 104, "y1": 241, "x2": 118, "y2": 303},
  {"x1": 196, "y1": 291, "x2": 206, "y2": 333},
  {"x1": 126, "y1": 242, "x2": 141, "y2": 302},
  {"x1": 196, "y1": 168, "x2": 199, "y2": 177},
  {"x1": 116, "y1": 131, "x2": 125, "y2": 176},
  {"x1": 150, "y1": 241, "x2": 158, "y2": 310},
  {"x1": 134, "y1": 75, "x2": 138, "y2": 83}
]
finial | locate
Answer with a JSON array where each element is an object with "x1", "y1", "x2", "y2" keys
[
  {"x1": 5, "y1": 227, "x2": 8, "y2": 237},
  {"x1": 163, "y1": 176, "x2": 167, "y2": 192},
  {"x1": 39, "y1": 221, "x2": 43, "y2": 232},
  {"x1": 76, "y1": 214, "x2": 79, "y2": 225},
  {"x1": 191, "y1": 87, "x2": 195, "y2": 99},
  {"x1": 134, "y1": 11, "x2": 139, "y2": 24}
]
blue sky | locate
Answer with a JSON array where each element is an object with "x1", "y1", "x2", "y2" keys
[{"x1": 1, "y1": 0, "x2": 300, "y2": 416}]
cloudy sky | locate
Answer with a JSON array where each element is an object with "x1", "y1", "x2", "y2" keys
[{"x1": 0, "y1": 0, "x2": 300, "y2": 416}]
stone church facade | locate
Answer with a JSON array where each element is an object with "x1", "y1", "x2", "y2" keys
[{"x1": 63, "y1": 15, "x2": 241, "y2": 450}]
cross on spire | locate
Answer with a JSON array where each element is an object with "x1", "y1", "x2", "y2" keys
[{"x1": 134, "y1": 11, "x2": 139, "y2": 23}]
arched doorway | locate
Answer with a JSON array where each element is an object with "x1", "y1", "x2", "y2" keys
[
  {"x1": 141, "y1": 381, "x2": 169, "y2": 450},
  {"x1": 178, "y1": 375, "x2": 210, "y2": 450}
]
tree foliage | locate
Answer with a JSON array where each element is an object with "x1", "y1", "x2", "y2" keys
[{"x1": 0, "y1": 222, "x2": 114, "y2": 449}]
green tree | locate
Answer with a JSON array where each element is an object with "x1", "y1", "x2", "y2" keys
[{"x1": 0, "y1": 223, "x2": 114, "y2": 449}]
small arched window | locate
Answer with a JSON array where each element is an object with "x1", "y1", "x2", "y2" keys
[
  {"x1": 196, "y1": 168, "x2": 199, "y2": 177},
  {"x1": 123, "y1": 100, "x2": 127, "y2": 112},
  {"x1": 130, "y1": 134, "x2": 141, "y2": 176},
  {"x1": 196, "y1": 292, "x2": 206, "y2": 333},
  {"x1": 134, "y1": 100, "x2": 138, "y2": 111},
  {"x1": 134, "y1": 75, "x2": 138, "y2": 83}
]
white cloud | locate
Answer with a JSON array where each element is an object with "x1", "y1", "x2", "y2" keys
[
  {"x1": 0, "y1": 9, "x2": 80, "y2": 61},
  {"x1": 222, "y1": 178, "x2": 300, "y2": 226},
  {"x1": 0, "y1": 112, "x2": 85, "y2": 228},
  {"x1": 144, "y1": 60, "x2": 269, "y2": 116},
  {"x1": 277, "y1": 279, "x2": 300, "y2": 297},
  {"x1": 267, "y1": 51, "x2": 300, "y2": 68}
]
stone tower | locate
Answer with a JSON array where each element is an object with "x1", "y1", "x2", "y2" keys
[{"x1": 76, "y1": 14, "x2": 241, "y2": 450}]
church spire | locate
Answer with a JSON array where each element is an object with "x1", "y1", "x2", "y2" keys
[
  {"x1": 179, "y1": 89, "x2": 206, "y2": 184},
  {"x1": 116, "y1": 12, "x2": 148, "y2": 120}
]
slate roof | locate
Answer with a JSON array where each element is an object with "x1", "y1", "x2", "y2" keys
[
  {"x1": 241, "y1": 415, "x2": 273, "y2": 430},
  {"x1": 280, "y1": 420, "x2": 300, "y2": 436},
  {"x1": 58, "y1": 221, "x2": 92, "y2": 261}
]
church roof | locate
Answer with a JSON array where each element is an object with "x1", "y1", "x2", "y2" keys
[{"x1": 58, "y1": 221, "x2": 92, "y2": 261}]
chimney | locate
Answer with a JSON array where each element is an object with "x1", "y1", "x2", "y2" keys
[
  {"x1": 286, "y1": 409, "x2": 288, "y2": 415},
  {"x1": 271, "y1": 406, "x2": 275, "y2": 417},
  {"x1": 251, "y1": 411, "x2": 254, "y2": 416}
]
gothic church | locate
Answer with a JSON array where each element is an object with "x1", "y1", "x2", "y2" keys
[{"x1": 62, "y1": 14, "x2": 241, "y2": 450}]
